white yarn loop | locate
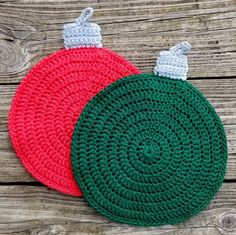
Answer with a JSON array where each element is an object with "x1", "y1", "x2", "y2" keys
[
  {"x1": 76, "y1": 7, "x2": 94, "y2": 25},
  {"x1": 170, "y1": 42, "x2": 191, "y2": 55}
]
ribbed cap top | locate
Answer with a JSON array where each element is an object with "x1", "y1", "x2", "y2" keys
[
  {"x1": 63, "y1": 7, "x2": 102, "y2": 49},
  {"x1": 154, "y1": 42, "x2": 191, "y2": 81}
]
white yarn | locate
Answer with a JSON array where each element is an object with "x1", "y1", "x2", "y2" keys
[
  {"x1": 63, "y1": 7, "x2": 102, "y2": 49},
  {"x1": 154, "y1": 42, "x2": 191, "y2": 81}
]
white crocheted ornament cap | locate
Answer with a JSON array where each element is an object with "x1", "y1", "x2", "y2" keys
[
  {"x1": 154, "y1": 42, "x2": 191, "y2": 81},
  {"x1": 63, "y1": 7, "x2": 102, "y2": 49}
]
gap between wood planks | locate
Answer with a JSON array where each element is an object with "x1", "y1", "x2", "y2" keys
[{"x1": 0, "y1": 76, "x2": 236, "y2": 87}]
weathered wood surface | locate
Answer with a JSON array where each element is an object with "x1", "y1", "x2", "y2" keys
[
  {"x1": 0, "y1": 0, "x2": 236, "y2": 234},
  {"x1": 0, "y1": 0, "x2": 236, "y2": 83},
  {"x1": 0, "y1": 184, "x2": 235, "y2": 235}
]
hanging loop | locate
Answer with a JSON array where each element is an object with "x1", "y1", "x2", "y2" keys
[{"x1": 76, "y1": 7, "x2": 94, "y2": 25}]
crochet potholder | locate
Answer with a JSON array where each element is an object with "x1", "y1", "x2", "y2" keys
[
  {"x1": 8, "y1": 7, "x2": 140, "y2": 196},
  {"x1": 71, "y1": 42, "x2": 227, "y2": 225}
]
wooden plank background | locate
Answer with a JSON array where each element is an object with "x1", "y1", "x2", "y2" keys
[{"x1": 0, "y1": 0, "x2": 235, "y2": 234}]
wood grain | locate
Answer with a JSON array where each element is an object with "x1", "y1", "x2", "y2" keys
[
  {"x1": 0, "y1": 0, "x2": 235, "y2": 83},
  {"x1": 0, "y1": 183, "x2": 235, "y2": 235}
]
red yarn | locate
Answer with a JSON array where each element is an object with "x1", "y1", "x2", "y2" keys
[{"x1": 8, "y1": 48, "x2": 141, "y2": 196}]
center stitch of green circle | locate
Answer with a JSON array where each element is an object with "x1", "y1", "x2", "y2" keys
[{"x1": 143, "y1": 145, "x2": 161, "y2": 159}]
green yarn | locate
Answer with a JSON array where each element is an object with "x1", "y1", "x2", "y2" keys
[{"x1": 71, "y1": 74, "x2": 227, "y2": 226}]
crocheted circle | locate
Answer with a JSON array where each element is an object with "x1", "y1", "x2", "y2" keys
[
  {"x1": 8, "y1": 48, "x2": 140, "y2": 196},
  {"x1": 72, "y1": 74, "x2": 227, "y2": 225}
]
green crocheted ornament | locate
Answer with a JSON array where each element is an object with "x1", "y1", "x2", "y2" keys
[{"x1": 71, "y1": 42, "x2": 227, "y2": 226}]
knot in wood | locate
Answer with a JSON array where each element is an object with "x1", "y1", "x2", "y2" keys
[{"x1": 219, "y1": 212, "x2": 236, "y2": 234}]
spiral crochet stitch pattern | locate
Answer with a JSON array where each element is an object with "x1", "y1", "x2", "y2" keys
[
  {"x1": 71, "y1": 44, "x2": 227, "y2": 225},
  {"x1": 8, "y1": 8, "x2": 140, "y2": 196}
]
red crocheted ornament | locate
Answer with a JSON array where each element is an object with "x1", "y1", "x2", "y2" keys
[{"x1": 8, "y1": 9, "x2": 140, "y2": 196}]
